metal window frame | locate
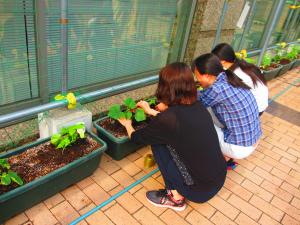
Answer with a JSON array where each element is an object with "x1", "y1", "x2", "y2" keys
[{"x1": 0, "y1": 0, "x2": 197, "y2": 126}]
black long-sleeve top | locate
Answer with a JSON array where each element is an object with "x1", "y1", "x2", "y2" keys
[{"x1": 132, "y1": 101, "x2": 227, "y2": 192}]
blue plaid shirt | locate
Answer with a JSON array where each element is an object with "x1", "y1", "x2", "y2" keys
[{"x1": 198, "y1": 72, "x2": 262, "y2": 147}]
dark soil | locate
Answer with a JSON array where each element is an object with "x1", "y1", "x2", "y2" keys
[
  {"x1": 261, "y1": 63, "x2": 280, "y2": 71},
  {"x1": 0, "y1": 136, "x2": 100, "y2": 195},
  {"x1": 98, "y1": 117, "x2": 150, "y2": 138},
  {"x1": 279, "y1": 58, "x2": 291, "y2": 65}
]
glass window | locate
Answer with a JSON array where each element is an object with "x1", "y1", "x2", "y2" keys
[
  {"x1": 232, "y1": 0, "x2": 275, "y2": 51},
  {"x1": 0, "y1": 0, "x2": 38, "y2": 106},
  {"x1": 45, "y1": 0, "x2": 181, "y2": 95}
]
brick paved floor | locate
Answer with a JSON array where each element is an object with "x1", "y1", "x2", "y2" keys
[{"x1": 4, "y1": 67, "x2": 300, "y2": 225}]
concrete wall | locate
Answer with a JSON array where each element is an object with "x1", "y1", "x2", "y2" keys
[{"x1": 184, "y1": 0, "x2": 245, "y2": 64}]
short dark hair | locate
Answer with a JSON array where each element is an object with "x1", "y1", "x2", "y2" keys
[{"x1": 156, "y1": 62, "x2": 197, "y2": 106}]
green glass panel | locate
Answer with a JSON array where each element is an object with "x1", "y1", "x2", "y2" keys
[{"x1": 0, "y1": 0, "x2": 38, "y2": 106}]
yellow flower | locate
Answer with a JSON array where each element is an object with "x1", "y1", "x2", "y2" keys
[
  {"x1": 240, "y1": 49, "x2": 247, "y2": 58},
  {"x1": 280, "y1": 42, "x2": 287, "y2": 48}
]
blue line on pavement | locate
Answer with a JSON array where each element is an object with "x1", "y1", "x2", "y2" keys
[{"x1": 69, "y1": 168, "x2": 159, "y2": 225}]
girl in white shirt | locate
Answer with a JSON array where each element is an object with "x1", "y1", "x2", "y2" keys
[{"x1": 212, "y1": 43, "x2": 268, "y2": 115}]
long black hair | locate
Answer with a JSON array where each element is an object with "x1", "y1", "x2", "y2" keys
[
  {"x1": 212, "y1": 43, "x2": 267, "y2": 86},
  {"x1": 191, "y1": 53, "x2": 250, "y2": 90}
]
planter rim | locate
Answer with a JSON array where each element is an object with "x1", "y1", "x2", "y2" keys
[
  {"x1": 261, "y1": 63, "x2": 283, "y2": 73},
  {"x1": 0, "y1": 131, "x2": 107, "y2": 202},
  {"x1": 93, "y1": 116, "x2": 130, "y2": 144}
]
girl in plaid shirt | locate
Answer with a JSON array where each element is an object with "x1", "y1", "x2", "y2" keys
[{"x1": 192, "y1": 53, "x2": 262, "y2": 161}]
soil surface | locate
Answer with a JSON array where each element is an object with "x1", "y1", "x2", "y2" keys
[
  {"x1": 279, "y1": 58, "x2": 291, "y2": 65},
  {"x1": 98, "y1": 117, "x2": 150, "y2": 138},
  {"x1": 262, "y1": 63, "x2": 280, "y2": 71},
  {"x1": 0, "y1": 136, "x2": 100, "y2": 195}
]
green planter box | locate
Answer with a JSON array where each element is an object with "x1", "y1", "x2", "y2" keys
[
  {"x1": 93, "y1": 117, "x2": 145, "y2": 160},
  {"x1": 291, "y1": 59, "x2": 300, "y2": 70},
  {"x1": 262, "y1": 64, "x2": 283, "y2": 81},
  {"x1": 0, "y1": 131, "x2": 107, "y2": 223},
  {"x1": 277, "y1": 61, "x2": 294, "y2": 77}
]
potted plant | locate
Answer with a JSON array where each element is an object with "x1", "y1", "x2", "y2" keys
[
  {"x1": 273, "y1": 42, "x2": 295, "y2": 76},
  {"x1": 93, "y1": 97, "x2": 156, "y2": 160},
  {"x1": 290, "y1": 42, "x2": 300, "y2": 69},
  {"x1": 0, "y1": 122, "x2": 107, "y2": 223},
  {"x1": 259, "y1": 52, "x2": 283, "y2": 81}
]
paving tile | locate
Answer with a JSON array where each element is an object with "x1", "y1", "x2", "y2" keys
[
  {"x1": 241, "y1": 179, "x2": 273, "y2": 202},
  {"x1": 249, "y1": 195, "x2": 284, "y2": 222},
  {"x1": 160, "y1": 209, "x2": 190, "y2": 225},
  {"x1": 226, "y1": 170, "x2": 245, "y2": 184},
  {"x1": 188, "y1": 201, "x2": 216, "y2": 219},
  {"x1": 133, "y1": 207, "x2": 166, "y2": 225},
  {"x1": 271, "y1": 196, "x2": 300, "y2": 221},
  {"x1": 262, "y1": 155, "x2": 291, "y2": 173},
  {"x1": 281, "y1": 214, "x2": 300, "y2": 225},
  {"x1": 291, "y1": 197, "x2": 300, "y2": 209},
  {"x1": 210, "y1": 211, "x2": 237, "y2": 225},
  {"x1": 50, "y1": 201, "x2": 84, "y2": 225},
  {"x1": 270, "y1": 167, "x2": 300, "y2": 188},
  {"x1": 227, "y1": 194, "x2": 262, "y2": 221},
  {"x1": 234, "y1": 213, "x2": 259, "y2": 225},
  {"x1": 99, "y1": 154, "x2": 121, "y2": 175},
  {"x1": 4, "y1": 213, "x2": 29, "y2": 225},
  {"x1": 104, "y1": 203, "x2": 139, "y2": 225},
  {"x1": 235, "y1": 165, "x2": 263, "y2": 185},
  {"x1": 111, "y1": 169, "x2": 135, "y2": 188},
  {"x1": 115, "y1": 157, "x2": 142, "y2": 176},
  {"x1": 83, "y1": 183, "x2": 111, "y2": 205},
  {"x1": 260, "y1": 180, "x2": 293, "y2": 202},
  {"x1": 281, "y1": 181, "x2": 300, "y2": 199},
  {"x1": 114, "y1": 191, "x2": 143, "y2": 214},
  {"x1": 224, "y1": 178, "x2": 252, "y2": 201},
  {"x1": 253, "y1": 166, "x2": 283, "y2": 186},
  {"x1": 216, "y1": 186, "x2": 232, "y2": 200},
  {"x1": 61, "y1": 185, "x2": 91, "y2": 211},
  {"x1": 258, "y1": 214, "x2": 281, "y2": 225},
  {"x1": 44, "y1": 193, "x2": 65, "y2": 209},
  {"x1": 25, "y1": 203, "x2": 58, "y2": 225},
  {"x1": 84, "y1": 210, "x2": 114, "y2": 225},
  {"x1": 185, "y1": 210, "x2": 214, "y2": 225},
  {"x1": 76, "y1": 177, "x2": 95, "y2": 190},
  {"x1": 91, "y1": 168, "x2": 119, "y2": 192},
  {"x1": 208, "y1": 196, "x2": 240, "y2": 220}
]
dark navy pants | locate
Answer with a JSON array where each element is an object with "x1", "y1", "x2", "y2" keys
[{"x1": 151, "y1": 144, "x2": 221, "y2": 203}]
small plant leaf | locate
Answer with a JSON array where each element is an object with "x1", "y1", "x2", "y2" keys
[
  {"x1": 1, "y1": 173, "x2": 11, "y2": 185},
  {"x1": 124, "y1": 98, "x2": 136, "y2": 109},
  {"x1": 145, "y1": 96, "x2": 157, "y2": 106},
  {"x1": 108, "y1": 104, "x2": 123, "y2": 120},
  {"x1": 8, "y1": 171, "x2": 23, "y2": 185},
  {"x1": 124, "y1": 111, "x2": 132, "y2": 120},
  {"x1": 0, "y1": 158, "x2": 10, "y2": 170},
  {"x1": 77, "y1": 128, "x2": 85, "y2": 138},
  {"x1": 57, "y1": 137, "x2": 71, "y2": 150},
  {"x1": 135, "y1": 108, "x2": 146, "y2": 122},
  {"x1": 50, "y1": 133, "x2": 62, "y2": 146}
]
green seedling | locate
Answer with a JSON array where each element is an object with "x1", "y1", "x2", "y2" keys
[
  {"x1": 50, "y1": 122, "x2": 86, "y2": 151},
  {"x1": 108, "y1": 97, "x2": 147, "y2": 122},
  {"x1": 0, "y1": 158, "x2": 23, "y2": 186}
]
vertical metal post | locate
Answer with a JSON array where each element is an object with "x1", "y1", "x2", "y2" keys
[
  {"x1": 279, "y1": 6, "x2": 294, "y2": 41},
  {"x1": 237, "y1": 0, "x2": 257, "y2": 51},
  {"x1": 61, "y1": 0, "x2": 68, "y2": 95},
  {"x1": 36, "y1": 0, "x2": 49, "y2": 103},
  {"x1": 285, "y1": 5, "x2": 299, "y2": 41},
  {"x1": 212, "y1": 0, "x2": 229, "y2": 48},
  {"x1": 257, "y1": 0, "x2": 285, "y2": 67}
]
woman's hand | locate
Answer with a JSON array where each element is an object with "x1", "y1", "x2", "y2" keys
[
  {"x1": 118, "y1": 118, "x2": 134, "y2": 138},
  {"x1": 118, "y1": 118, "x2": 132, "y2": 128},
  {"x1": 136, "y1": 101, "x2": 151, "y2": 114},
  {"x1": 155, "y1": 102, "x2": 168, "y2": 112},
  {"x1": 137, "y1": 100, "x2": 160, "y2": 116}
]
